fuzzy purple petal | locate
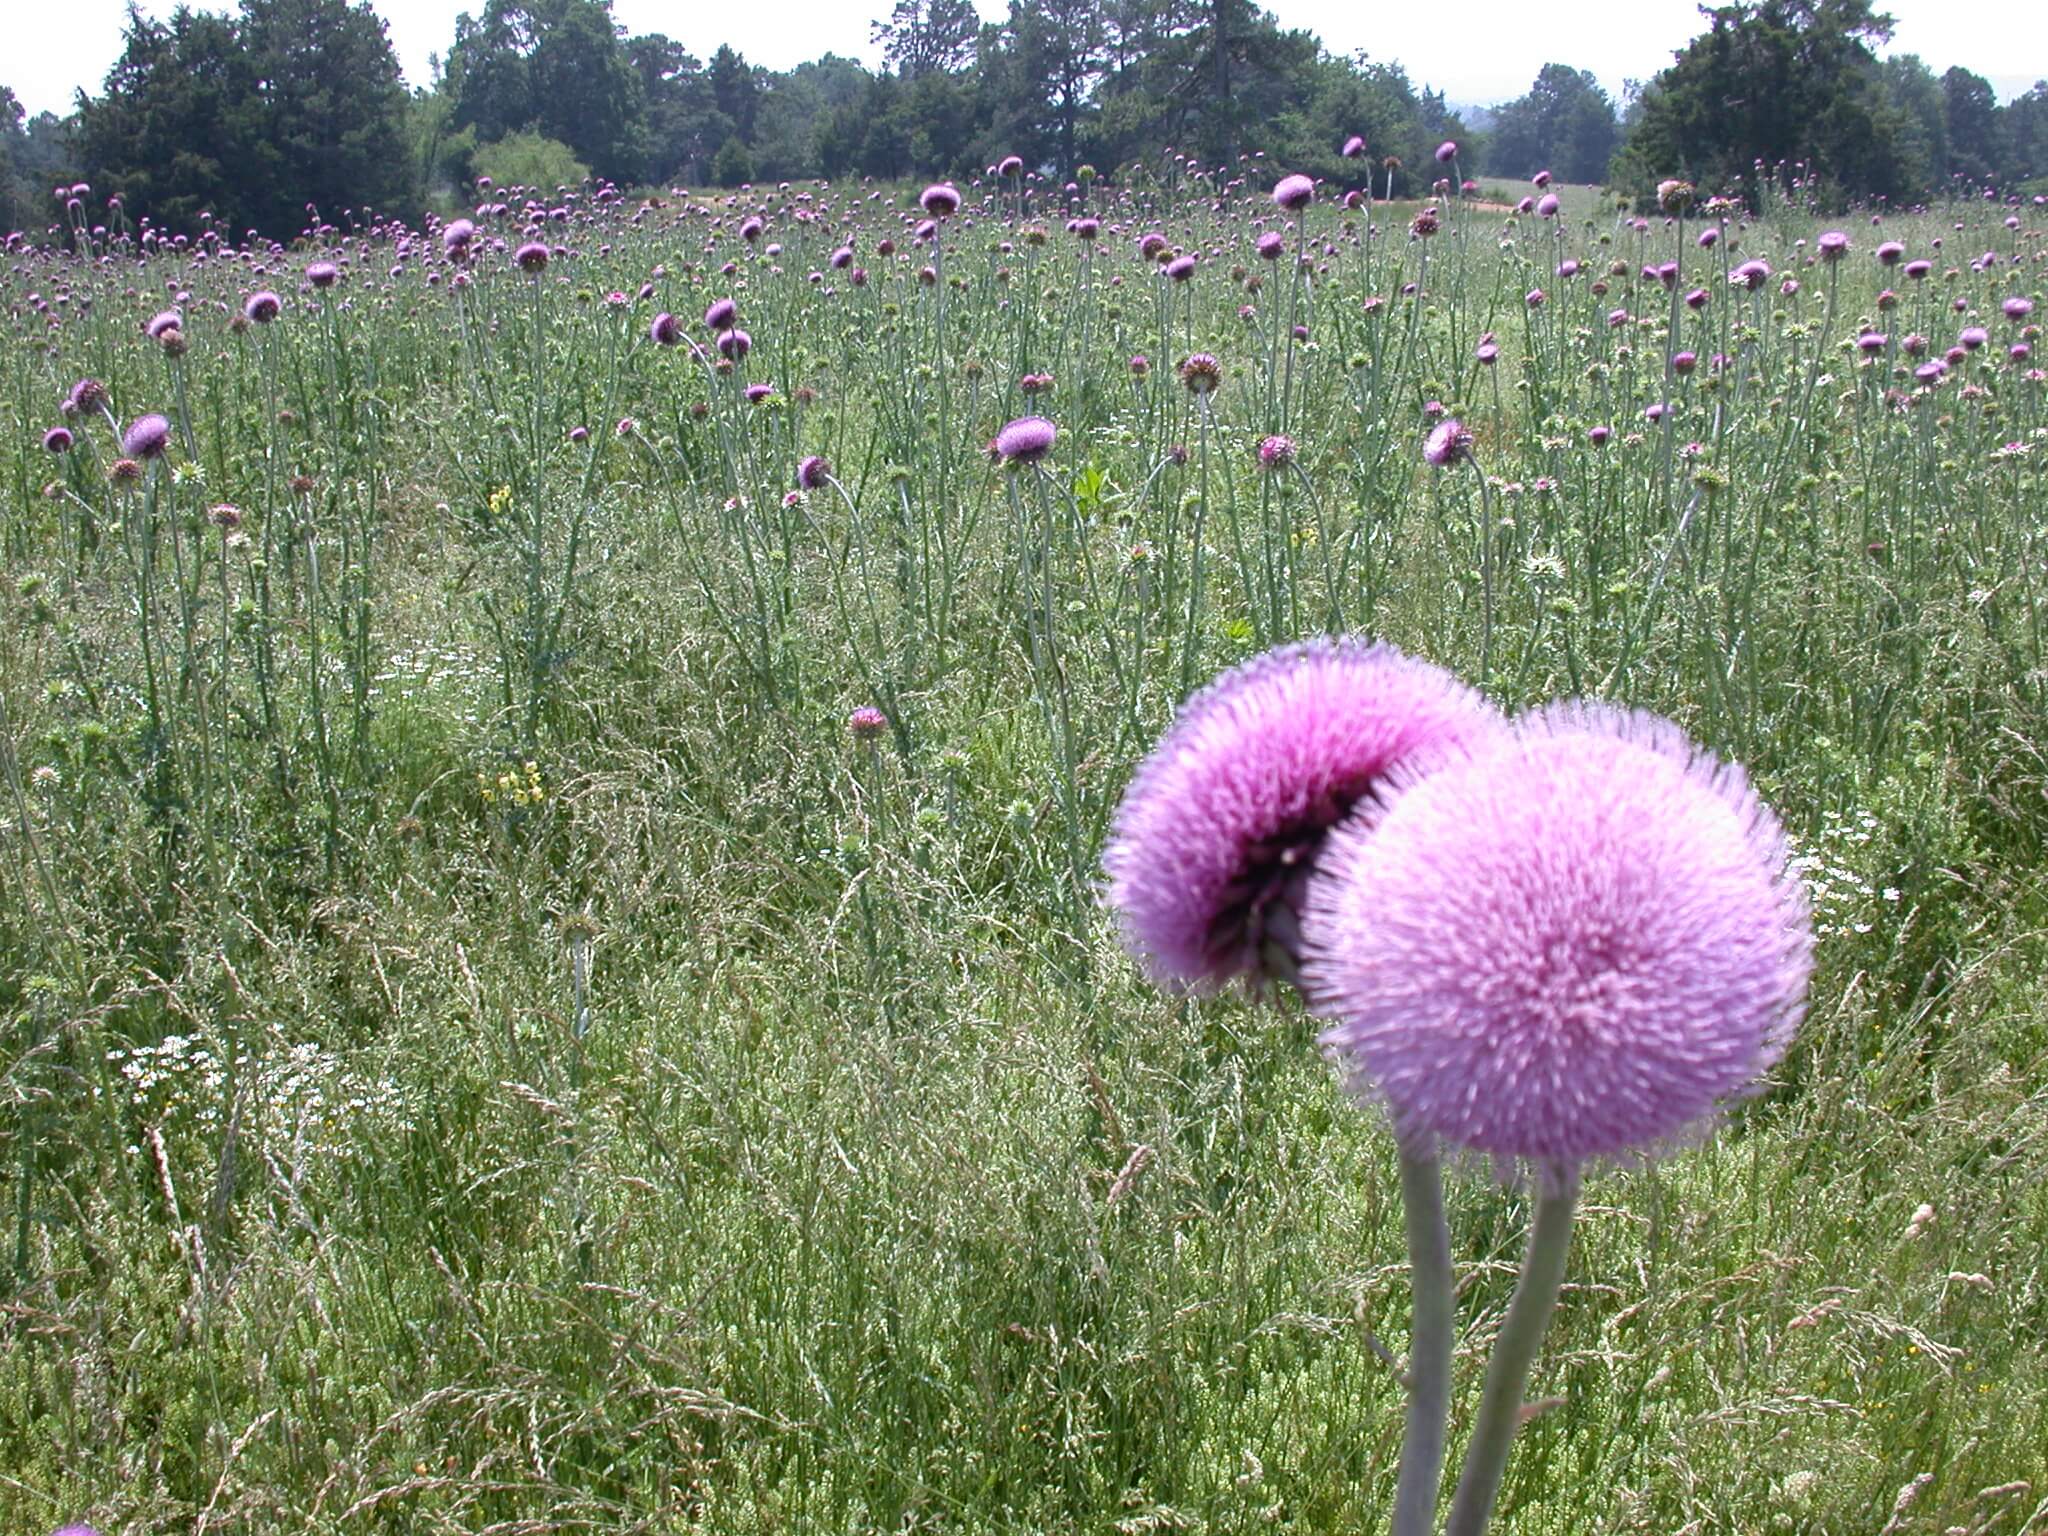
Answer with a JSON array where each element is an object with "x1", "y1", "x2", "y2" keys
[
  {"x1": 1103, "y1": 638, "x2": 1503, "y2": 990},
  {"x1": 1304, "y1": 702, "x2": 1812, "y2": 1165}
]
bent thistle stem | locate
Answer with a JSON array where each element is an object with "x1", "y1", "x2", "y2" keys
[
  {"x1": 1443, "y1": 1165, "x2": 1581, "y2": 1536},
  {"x1": 1391, "y1": 1149, "x2": 1454, "y2": 1536}
]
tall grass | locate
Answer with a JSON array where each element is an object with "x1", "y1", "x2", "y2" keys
[{"x1": 1, "y1": 168, "x2": 2044, "y2": 1532}]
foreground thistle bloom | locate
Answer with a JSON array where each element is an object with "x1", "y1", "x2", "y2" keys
[
  {"x1": 1272, "y1": 173, "x2": 1314, "y2": 211},
  {"x1": 122, "y1": 413, "x2": 171, "y2": 459},
  {"x1": 1256, "y1": 433, "x2": 1295, "y2": 469},
  {"x1": 994, "y1": 415, "x2": 1057, "y2": 463},
  {"x1": 796, "y1": 454, "x2": 830, "y2": 490},
  {"x1": 1103, "y1": 639, "x2": 1500, "y2": 990},
  {"x1": 1306, "y1": 703, "x2": 1810, "y2": 1167},
  {"x1": 244, "y1": 290, "x2": 282, "y2": 323},
  {"x1": 919, "y1": 183, "x2": 961, "y2": 216},
  {"x1": 1178, "y1": 353, "x2": 1222, "y2": 394},
  {"x1": 1422, "y1": 417, "x2": 1471, "y2": 467}
]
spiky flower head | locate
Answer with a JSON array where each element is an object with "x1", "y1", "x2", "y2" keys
[
  {"x1": 848, "y1": 706, "x2": 888, "y2": 742},
  {"x1": 994, "y1": 415, "x2": 1057, "y2": 463},
  {"x1": 1305, "y1": 703, "x2": 1811, "y2": 1168},
  {"x1": 1257, "y1": 433, "x2": 1296, "y2": 469},
  {"x1": 1103, "y1": 639, "x2": 1501, "y2": 991},
  {"x1": 1656, "y1": 179, "x2": 1695, "y2": 214},
  {"x1": 796, "y1": 454, "x2": 831, "y2": 490},
  {"x1": 1272, "y1": 174, "x2": 1314, "y2": 211},
  {"x1": 1816, "y1": 230, "x2": 1850, "y2": 262},
  {"x1": 919, "y1": 183, "x2": 961, "y2": 217},
  {"x1": 122, "y1": 413, "x2": 171, "y2": 459},
  {"x1": 243, "y1": 290, "x2": 282, "y2": 323},
  {"x1": 1422, "y1": 417, "x2": 1472, "y2": 467},
  {"x1": 1178, "y1": 353, "x2": 1223, "y2": 395},
  {"x1": 514, "y1": 241, "x2": 550, "y2": 273}
]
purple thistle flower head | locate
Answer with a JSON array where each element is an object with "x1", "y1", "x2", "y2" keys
[
  {"x1": 1817, "y1": 230, "x2": 1850, "y2": 261},
  {"x1": 1256, "y1": 231, "x2": 1285, "y2": 260},
  {"x1": 919, "y1": 183, "x2": 961, "y2": 217},
  {"x1": 744, "y1": 383, "x2": 773, "y2": 403},
  {"x1": 716, "y1": 327, "x2": 751, "y2": 358},
  {"x1": 650, "y1": 311, "x2": 681, "y2": 346},
  {"x1": 797, "y1": 454, "x2": 831, "y2": 490},
  {"x1": 1179, "y1": 353, "x2": 1223, "y2": 394},
  {"x1": 998, "y1": 154, "x2": 1025, "y2": 177},
  {"x1": 1536, "y1": 192, "x2": 1560, "y2": 218},
  {"x1": 307, "y1": 259, "x2": 339, "y2": 288},
  {"x1": 994, "y1": 415, "x2": 1057, "y2": 463},
  {"x1": 1342, "y1": 135, "x2": 1366, "y2": 159},
  {"x1": 1961, "y1": 325, "x2": 1989, "y2": 351},
  {"x1": 43, "y1": 426, "x2": 73, "y2": 453},
  {"x1": 1903, "y1": 259, "x2": 1932, "y2": 279},
  {"x1": 739, "y1": 216, "x2": 764, "y2": 241},
  {"x1": 1434, "y1": 141, "x2": 1457, "y2": 164},
  {"x1": 1272, "y1": 173, "x2": 1314, "y2": 211},
  {"x1": 704, "y1": 296, "x2": 738, "y2": 330},
  {"x1": 122, "y1": 413, "x2": 171, "y2": 459},
  {"x1": 1304, "y1": 702, "x2": 1811, "y2": 1167},
  {"x1": 1876, "y1": 241, "x2": 1905, "y2": 265},
  {"x1": 1104, "y1": 638, "x2": 1502, "y2": 990},
  {"x1": 244, "y1": 290, "x2": 282, "y2": 323},
  {"x1": 514, "y1": 241, "x2": 550, "y2": 273},
  {"x1": 848, "y1": 705, "x2": 888, "y2": 742},
  {"x1": 145, "y1": 309, "x2": 182, "y2": 339},
  {"x1": 1532, "y1": 169, "x2": 1552, "y2": 188},
  {"x1": 2003, "y1": 296, "x2": 2034, "y2": 322},
  {"x1": 1256, "y1": 432, "x2": 1295, "y2": 468},
  {"x1": 1164, "y1": 254, "x2": 1197, "y2": 281},
  {"x1": 50, "y1": 1526, "x2": 101, "y2": 1536},
  {"x1": 1422, "y1": 417, "x2": 1471, "y2": 467}
]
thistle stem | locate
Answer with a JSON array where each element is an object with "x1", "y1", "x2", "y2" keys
[
  {"x1": 1443, "y1": 1165, "x2": 1580, "y2": 1536},
  {"x1": 1391, "y1": 1149, "x2": 1454, "y2": 1536}
]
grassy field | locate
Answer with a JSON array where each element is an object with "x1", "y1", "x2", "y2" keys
[{"x1": 1, "y1": 173, "x2": 2045, "y2": 1533}]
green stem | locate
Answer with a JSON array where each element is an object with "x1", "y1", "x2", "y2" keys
[
  {"x1": 1443, "y1": 1166, "x2": 1581, "y2": 1536},
  {"x1": 1392, "y1": 1150, "x2": 1454, "y2": 1536}
]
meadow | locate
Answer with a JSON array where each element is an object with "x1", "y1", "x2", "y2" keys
[{"x1": 1, "y1": 161, "x2": 2046, "y2": 1533}]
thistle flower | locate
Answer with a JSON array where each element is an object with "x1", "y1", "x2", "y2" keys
[
  {"x1": 307, "y1": 260, "x2": 339, "y2": 288},
  {"x1": 998, "y1": 154, "x2": 1025, "y2": 177},
  {"x1": 1257, "y1": 433, "x2": 1296, "y2": 469},
  {"x1": 1536, "y1": 193, "x2": 1560, "y2": 218},
  {"x1": 797, "y1": 454, "x2": 831, "y2": 490},
  {"x1": 42, "y1": 426, "x2": 72, "y2": 453},
  {"x1": 1178, "y1": 353, "x2": 1223, "y2": 395},
  {"x1": 514, "y1": 241, "x2": 550, "y2": 273},
  {"x1": 1104, "y1": 639, "x2": 1500, "y2": 990},
  {"x1": 1434, "y1": 141, "x2": 1457, "y2": 163},
  {"x1": 244, "y1": 290, "x2": 282, "y2": 322},
  {"x1": 1164, "y1": 254, "x2": 1197, "y2": 280},
  {"x1": 145, "y1": 309, "x2": 182, "y2": 338},
  {"x1": 994, "y1": 415, "x2": 1057, "y2": 463},
  {"x1": 919, "y1": 183, "x2": 961, "y2": 216},
  {"x1": 122, "y1": 413, "x2": 171, "y2": 459},
  {"x1": 705, "y1": 297, "x2": 738, "y2": 329},
  {"x1": 1273, "y1": 173, "x2": 1314, "y2": 211},
  {"x1": 442, "y1": 218, "x2": 476, "y2": 255},
  {"x1": 1816, "y1": 230, "x2": 1849, "y2": 262},
  {"x1": 1342, "y1": 135, "x2": 1366, "y2": 158},
  {"x1": 1422, "y1": 417, "x2": 1471, "y2": 467},
  {"x1": 650, "y1": 312, "x2": 682, "y2": 346},
  {"x1": 1656, "y1": 179, "x2": 1694, "y2": 214},
  {"x1": 848, "y1": 706, "x2": 888, "y2": 742},
  {"x1": 1256, "y1": 231, "x2": 1285, "y2": 260},
  {"x1": 1305, "y1": 702, "x2": 1811, "y2": 1166},
  {"x1": 716, "y1": 328, "x2": 752, "y2": 358}
]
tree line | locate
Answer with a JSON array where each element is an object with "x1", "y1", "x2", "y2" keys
[{"x1": 1, "y1": 0, "x2": 2044, "y2": 241}]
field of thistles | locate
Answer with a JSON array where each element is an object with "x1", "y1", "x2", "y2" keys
[{"x1": 2, "y1": 164, "x2": 2046, "y2": 1533}]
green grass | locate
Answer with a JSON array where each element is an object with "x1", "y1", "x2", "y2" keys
[{"x1": 1, "y1": 182, "x2": 2045, "y2": 1533}]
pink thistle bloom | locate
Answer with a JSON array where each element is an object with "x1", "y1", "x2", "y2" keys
[
  {"x1": 1305, "y1": 703, "x2": 1811, "y2": 1166},
  {"x1": 1422, "y1": 417, "x2": 1472, "y2": 466},
  {"x1": 1257, "y1": 432, "x2": 1296, "y2": 468},
  {"x1": 919, "y1": 183, "x2": 961, "y2": 216},
  {"x1": 122, "y1": 413, "x2": 171, "y2": 459},
  {"x1": 2003, "y1": 297, "x2": 2034, "y2": 322},
  {"x1": 1256, "y1": 231, "x2": 1285, "y2": 260},
  {"x1": 797, "y1": 455, "x2": 830, "y2": 490},
  {"x1": 1434, "y1": 141, "x2": 1458, "y2": 163},
  {"x1": 848, "y1": 705, "x2": 888, "y2": 741},
  {"x1": 994, "y1": 415, "x2": 1057, "y2": 463},
  {"x1": 1342, "y1": 135, "x2": 1366, "y2": 158},
  {"x1": 1104, "y1": 639, "x2": 1501, "y2": 990},
  {"x1": 1273, "y1": 173, "x2": 1314, "y2": 211},
  {"x1": 705, "y1": 297, "x2": 738, "y2": 330},
  {"x1": 1536, "y1": 192, "x2": 1560, "y2": 218}
]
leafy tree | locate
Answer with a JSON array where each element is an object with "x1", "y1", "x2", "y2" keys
[
  {"x1": 1485, "y1": 64, "x2": 1620, "y2": 184},
  {"x1": 445, "y1": 0, "x2": 643, "y2": 183},
  {"x1": 871, "y1": 0, "x2": 980, "y2": 79},
  {"x1": 2010, "y1": 81, "x2": 2048, "y2": 185},
  {"x1": 239, "y1": 0, "x2": 412, "y2": 225},
  {"x1": 706, "y1": 46, "x2": 759, "y2": 144},
  {"x1": 628, "y1": 34, "x2": 725, "y2": 183},
  {"x1": 1941, "y1": 66, "x2": 2005, "y2": 185},
  {"x1": 1611, "y1": 0, "x2": 1920, "y2": 206},
  {"x1": 0, "y1": 87, "x2": 31, "y2": 234},
  {"x1": 711, "y1": 134, "x2": 754, "y2": 186},
  {"x1": 1877, "y1": 56, "x2": 1946, "y2": 193},
  {"x1": 1004, "y1": 0, "x2": 1107, "y2": 173},
  {"x1": 472, "y1": 128, "x2": 588, "y2": 189}
]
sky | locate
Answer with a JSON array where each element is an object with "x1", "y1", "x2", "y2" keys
[{"x1": 8, "y1": 0, "x2": 2045, "y2": 122}]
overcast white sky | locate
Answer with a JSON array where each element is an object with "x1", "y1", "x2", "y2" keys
[{"x1": 9, "y1": 0, "x2": 2044, "y2": 121}]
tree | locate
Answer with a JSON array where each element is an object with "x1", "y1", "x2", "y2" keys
[
  {"x1": 1610, "y1": 0, "x2": 1919, "y2": 206},
  {"x1": 445, "y1": 0, "x2": 644, "y2": 183},
  {"x1": 239, "y1": 0, "x2": 412, "y2": 226},
  {"x1": 2011, "y1": 81, "x2": 2048, "y2": 185},
  {"x1": 628, "y1": 34, "x2": 725, "y2": 182},
  {"x1": 0, "y1": 87, "x2": 31, "y2": 234},
  {"x1": 1941, "y1": 66, "x2": 2005, "y2": 185},
  {"x1": 870, "y1": 0, "x2": 979, "y2": 80},
  {"x1": 1485, "y1": 65, "x2": 1620, "y2": 184},
  {"x1": 1005, "y1": 0, "x2": 1107, "y2": 172}
]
